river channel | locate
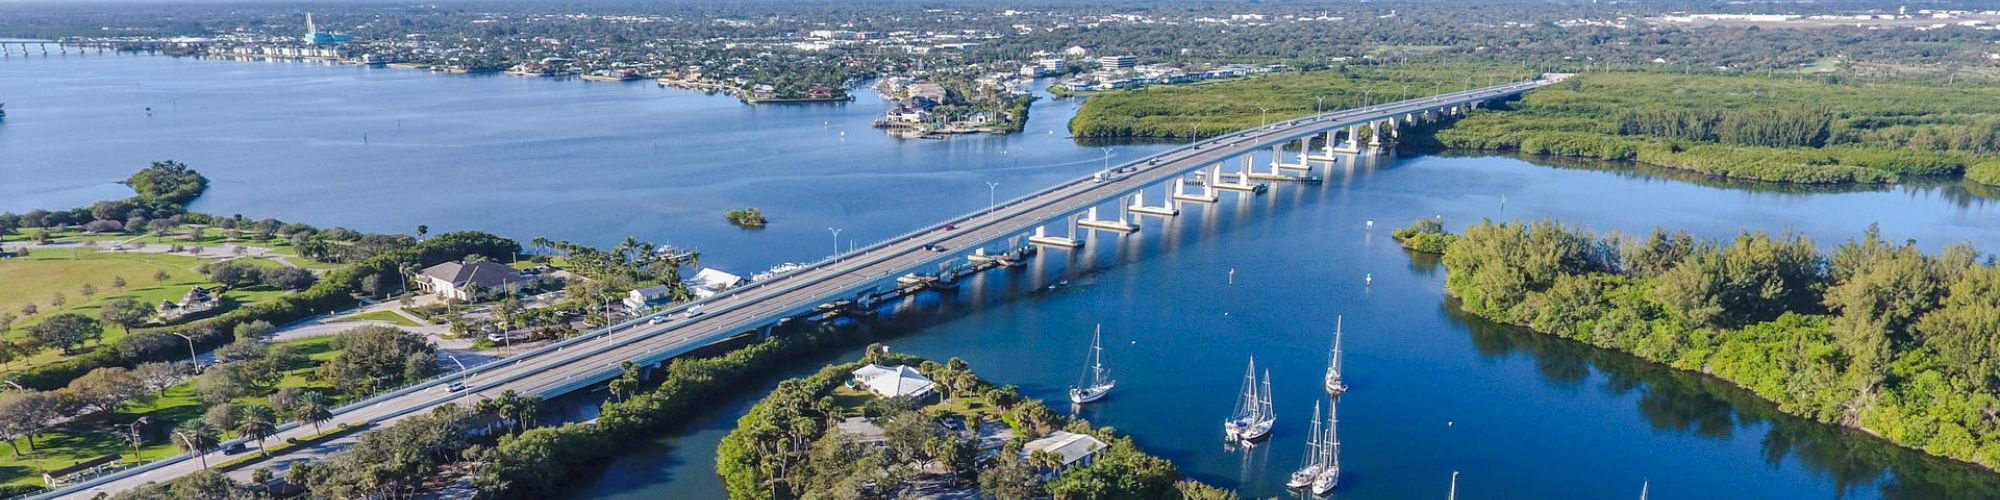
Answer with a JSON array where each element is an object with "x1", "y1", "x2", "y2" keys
[{"x1": 4, "y1": 53, "x2": 1999, "y2": 499}]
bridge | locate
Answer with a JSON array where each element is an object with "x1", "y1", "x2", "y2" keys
[{"x1": 40, "y1": 75, "x2": 1565, "y2": 499}]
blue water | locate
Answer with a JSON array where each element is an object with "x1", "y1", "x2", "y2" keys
[{"x1": 5, "y1": 53, "x2": 1999, "y2": 499}]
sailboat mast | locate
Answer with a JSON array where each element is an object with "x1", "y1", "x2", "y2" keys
[
  {"x1": 1259, "y1": 369, "x2": 1274, "y2": 420},
  {"x1": 1325, "y1": 400, "x2": 1340, "y2": 467},
  {"x1": 1332, "y1": 316, "x2": 1344, "y2": 374},
  {"x1": 1302, "y1": 402, "x2": 1323, "y2": 467},
  {"x1": 1236, "y1": 357, "x2": 1258, "y2": 417},
  {"x1": 1091, "y1": 325, "x2": 1105, "y2": 385}
]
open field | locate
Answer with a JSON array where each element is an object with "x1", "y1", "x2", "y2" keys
[
  {"x1": 0, "y1": 249, "x2": 293, "y2": 373},
  {"x1": 0, "y1": 335, "x2": 343, "y2": 489}
]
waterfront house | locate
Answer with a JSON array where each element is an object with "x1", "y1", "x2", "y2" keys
[
  {"x1": 851, "y1": 363, "x2": 936, "y2": 399},
  {"x1": 418, "y1": 261, "x2": 526, "y2": 301},
  {"x1": 689, "y1": 268, "x2": 746, "y2": 299},
  {"x1": 623, "y1": 284, "x2": 675, "y2": 311},
  {"x1": 1021, "y1": 431, "x2": 1109, "y2": 478}
]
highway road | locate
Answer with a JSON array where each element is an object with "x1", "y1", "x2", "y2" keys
[{"x1": 44, "y1": 76, "x2": 1560, "y2": 499}]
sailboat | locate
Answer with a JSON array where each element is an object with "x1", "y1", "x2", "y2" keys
[
  {"x1": 1639, "y1": 480, "x2": 1649, "y2": 500},
  {"x1": 1069, "y1": 324, "x2": 1116, "y2": 404},
  {"x1": 1325, "y1": 316, "x2": 1348, "y2": 395},
  {"x1": 1286, "y1": 401, "x2": 1325, "y2": 489},
  {"x1": 1224, "y1": 358, "x2": 1275, "y2": 441},
  {"x1": 1311, "y1": 399, "x2": 1341, "y2": 495}
]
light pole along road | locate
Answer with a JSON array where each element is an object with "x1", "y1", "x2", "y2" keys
[{"x1": 45, "y1": 75, "x2": 1564, "y2": 499}]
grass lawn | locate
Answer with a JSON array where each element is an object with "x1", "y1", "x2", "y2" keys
[
  {"x1": 0, "y1": 336, "x2": 344, "y2": 488},
  {"x1": 332, "y1": 310, "x2": 418, "y2": 327},
  {"x1": 0, "y1": 250, "x2": 303, "y2": 375}
]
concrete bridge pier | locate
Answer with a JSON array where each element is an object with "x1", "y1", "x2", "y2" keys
[
  {"x1": 1128, "y1": 190, "x2": 1180, "y2": 216},
  {"x1": 1076, "y1": 205, "x2": 1139, "y2": 233},
  {"x1": 1334, "y1": 125, "x2": 1364, "y2": 153},
  {"x1": 1307, "y1": 130, "x2": 1341, "y2": 163},
  {"x1": 1172, "y1": 174, "x2": 1219, "y2": 203},
  {"x1": 1274, "y1": 139, "x2": 1314, "y2": 171},
  {"x1": 1027, "y1": 218, "x2": 1084, "y2": 248}
]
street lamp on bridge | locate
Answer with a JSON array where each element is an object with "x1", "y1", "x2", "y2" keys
[{"x1": 828, "y1": 227, "x2": 843, "y2": 264}]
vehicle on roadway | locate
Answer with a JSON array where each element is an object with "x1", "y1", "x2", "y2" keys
[
  {"x1": 685, "y1": 305, "x2": 706, "y2": 318},
  {"x1": 648, "y1": 315, "x2": 669, "y2": 324}
]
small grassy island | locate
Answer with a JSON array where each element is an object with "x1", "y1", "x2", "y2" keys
[
  {"x1": 718, "y1": 346, "x2": 1234, "y2": 500},
  {"x1": 726, "y1": 208, "x2": 768, "y2": 228}
]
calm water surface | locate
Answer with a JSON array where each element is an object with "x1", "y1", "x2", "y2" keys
[{"x1": 5, "y1": 54, "x2": 2000, "y2": 499}]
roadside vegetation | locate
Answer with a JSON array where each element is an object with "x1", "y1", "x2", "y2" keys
[
  {"x1": 1067, "y1": 63, "x2": 1537, "y2": 139},
  {"x1": 1430, "y1": 72, "x2": 2000, "y2": 185},
  {"x1": 1428, "y1": 219, "x2": 2000, "y2": 469}
]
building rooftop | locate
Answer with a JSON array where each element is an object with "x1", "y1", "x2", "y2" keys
[
  {"x1": 852, "y1": 363, "x2": 935, "y2": 399},
  {"x1": 1022, "y1": 431, "x2": 1108, "y2": 467},
  {"x1": 421, "y1": 260, "x2": 526, "y2": 290}
]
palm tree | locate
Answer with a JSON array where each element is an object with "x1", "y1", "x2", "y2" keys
[
  {"x1": 173, "y1": 421, "x2": 219, "y2": 469},
  {"x1": 299, "y1": 401, "x2": 333, "y2": 434},
  {"x1": 237, "y1": 405, "x2": 278, "y2": 456}
]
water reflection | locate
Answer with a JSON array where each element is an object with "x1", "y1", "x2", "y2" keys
[{"x1": 1445, "y1": 303, "x2": 2000, "y2": 499}]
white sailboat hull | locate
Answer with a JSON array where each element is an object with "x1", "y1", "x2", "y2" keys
[
  {"x1": 1311, "y1": 466, "x2": 1340, "y2": 495},
  {"x1": 1069, "y1": 382, "x2": 1115, "y2": 404},
  {"x1": 1225, "y1": 417, "x2": 1274, "y2": 441},
  {"x1": 1287, "y1": 465, "x2": 1324, "y2": 489}
]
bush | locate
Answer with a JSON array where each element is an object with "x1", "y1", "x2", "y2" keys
[{"x1": 1969, "y1": 160, "x2": 2000, "y2": 186}]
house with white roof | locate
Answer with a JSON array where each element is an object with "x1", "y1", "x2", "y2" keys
[
  {"x1": 1022, "y1": 431, "x2": 1109, "y2": 477},
  {"x1": 688, "y1": 268, "x2": 746, "y2": 299},
  {"x1": 851, "y1": 363, "x2": 936, "y2": 399},
  {"x1": 623, "y1": 284, "x2": 674, "y2": 311}
]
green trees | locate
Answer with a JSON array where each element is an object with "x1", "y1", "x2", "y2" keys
[
  {"x1": 236, "y1": 405, "x2": 278, "y2": 456},
  {"x1": 99, "y1": 297, "x2": 155, "y2": 336},
  {"x1": 1070, "y1": 64, "x2": 1536, "y2": 139},
  {"x1": 725, "y1": 208, "x2": 768, "y2": 228},
  {"x1": 300, "y1": 404, "x2": 473, "y2": 498},
  {"x1": 1432, "y1": 219, "x2": 2000, "y2": 467},
  {"x1": 1436, "y1": 72, "x2": 2000, "y2": 185},
  {"x1": 124, "y1": 160, "x2": 210, "y2": 207},
  {"x1": 29, "y1": 313, "x2": 99, "y2": 355},
  {"x1": 1392, "y1": 218, "x2": 1456, "y2": 254},
  {"x1": 317, "y1": 326, "x2": 437, "y2": 397}
]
